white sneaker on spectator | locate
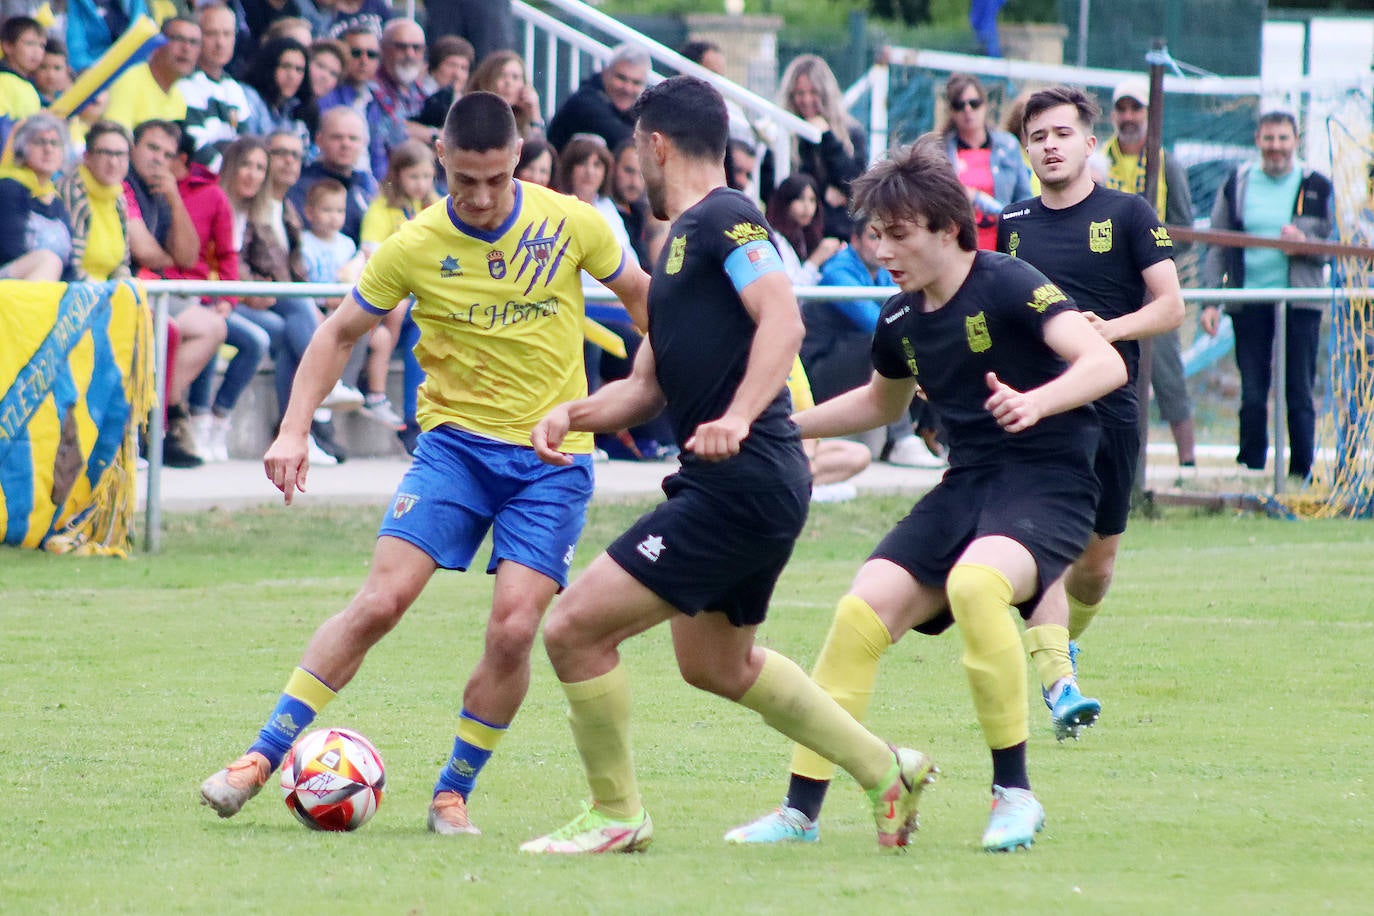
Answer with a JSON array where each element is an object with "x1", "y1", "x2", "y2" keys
[
  {"x1": 189, "y1": 413, "x2": 213, "y2": 461},
  {"x1": 812, "y1": 482, "x2": 859, "y2": 503},
  {"x1": 886, "y1": 436, "x2": 946, "y2": 469},
  {"x1": 308, "y1": 435, "x2": 338, "y2": 466},
  {"x1": 208, "y1": 414, "x2": 232, "y2": 462},
  {"x1": 361, "y1": 395, "x2": 405, "y2": 429},
  {"x1": 322, "y1": 381, "x2": 365, "y2": 412}
]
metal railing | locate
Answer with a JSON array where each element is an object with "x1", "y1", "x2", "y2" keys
[{"x1": 511, "y1": 0, "x2": 820, "y2": 180}]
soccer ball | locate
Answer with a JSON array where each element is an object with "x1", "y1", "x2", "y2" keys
[{"x1": 280, "y1": 727, "x2": 386, "y2": 831}]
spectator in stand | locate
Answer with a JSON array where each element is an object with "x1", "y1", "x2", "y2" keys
[
  {"x1": 939, "y1": 73, "x2": 1032, "y2": 251},
  {"x1": 288, "y1": 104, "x2": 377, "y2": 243},
  {"x1": 514, "y1": 135, "x2": 556, "y2": 187},
  {"x1": 0, "y1": 112, "x2": 73, "y2": 281},
  {"x1": 1201, "y1": 110, "x2": 1334, "y2": 481},
  {"x1": 242, "y1": 1, "x2": 323, "y2": 48},
  {"x1": 57, "y1": 119, "x2": 135, "y2": 282},
  {"x1": 262, "y1": 127, "x2": 362, "y2": 464},
  {"x1": 765, "y1": 172, "x2": 842, "y2": 287},
  {"x1": 104, "y1": 16, "x2": 199, "y2": 131},
  {"x1": 316, "y1": 25, "x2": 380, "y2": 175},
  {"x1": 555, "y1": 133, "x2": 634, "y2": 263},
  {"x1": 241, "y1": 36, "x2": 312, "y2": 143},
  {"x1": 317, "y1": 0, "x2": 393, "y2": 40},
  {"x1": 771, "y1": 54, "x2": 866, "y2": 240},
  {"x1": 424, "y1": 0, "x2": 513, "y2": 65},
  {"x1": 261, "y1": 15, "x2": 314, "y2": 52},
  {"x1": 308, "y1": 38, "x2": 346, "y2": 101},
  {"x1": 124, "y1": 117, "x2": 223, "y2": 468},
  {"x1": 727, "y1": 137, "x2": 761, "y2": 206},
  {"x1": 161, "y1": 126, "x2": 268, "y2": 464},
  {"x1": 181, "y1": 3, "x2": 252, "y2": 162},
  {"x1": 608, "y1": 137, "x2": 666, "y2": 272},
  {"x1": 66, "y1": 0, "x2": 149, "y2": 73},
  {"x1": 1002, "y1": 90, "x2": 1040, "y2": 194},
  {"x1": 367, "y1": 17, "x2": 430, "y2": 179},
  {"x1": 410, "y1": 34, "x2": 474, "y2": 143},
  {"x1": 680, "y1": 37, "x2": 755, "y2": 150},
  {"x1": 468, "y1": 49, "x2": 543, "y2": 141},
  {"x1": 0, "y1": 15, "x2": 45, "y2": 139},
  {"x1": 33, "y1": 37, "x2": 72, "y2": 107},
  {"x1": 546, "y1": 43, "x2": 648, "y2": 153}
]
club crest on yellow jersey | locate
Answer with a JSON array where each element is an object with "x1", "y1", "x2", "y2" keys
[
  {"x1": 1089, "y1": 219, "x2": 1113, "y2": 253},
  {"x1": 966, "y1": 311, "x2": 992, "y2": 353},
  {"x1": 666, "y1": 235, "x2": 686, "y2": 274},
  {"x1": 487, "y1": 249, "x2": 506, "y2": 279}
]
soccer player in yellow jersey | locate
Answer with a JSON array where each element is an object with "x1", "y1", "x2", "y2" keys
[{"x1": 200, "y1": 92, "x2": 651, "y2": 836}]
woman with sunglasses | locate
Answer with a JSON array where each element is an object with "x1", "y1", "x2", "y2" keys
[{"x1": 940, "y1": 73, "x2": 1032, "y2": 250}]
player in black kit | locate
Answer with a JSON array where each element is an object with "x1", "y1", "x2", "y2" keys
[
  {"x1": 521, "y1": 76, "x2": 932, "y2": 856},
  {"x1": 997, "y1": 86, "x2": 1183, "y2": 740},
  {"x1": 727, "y1": 138, "x2": 1125, "y2": 852}
]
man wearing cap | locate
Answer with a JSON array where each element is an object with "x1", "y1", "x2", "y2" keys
[{"x1": 1100, "y1": 77, "x2": 1198, "y2": 470}]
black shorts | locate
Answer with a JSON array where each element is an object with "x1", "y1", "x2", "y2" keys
[
  {"x1": 1093, "y1": 424, "x2": 1141, "y2": 537},
  {"x1": 869, "y1": 460, "x2": 1098, "y2": 635},
  {"x1": 606, "y1": 472, "x2": 809, "y2": 627}
]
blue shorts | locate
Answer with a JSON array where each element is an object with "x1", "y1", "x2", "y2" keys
[{"x1": 378, "y1": 425, "x2": 594, "y2": 586}]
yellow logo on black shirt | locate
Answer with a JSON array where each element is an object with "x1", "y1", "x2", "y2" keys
[
  {"x1": 966, "y1": 312, "x2": 991, "y2": 353},
  {"x1": 1089, "y1": 219, "x2": 1113, "y2": 253},
  {"x1": 666, "y1": 235, "x2": 686, "y2": 274},
  {"x1": 1007, "y1": 230, "x2": 1020, "y2": 258},
  {"x1": 1151, "y1": 225, "x2": 1174, "y2": 248},
  {"x1": 901, "y1": 336, "x2": 919, "y2": 375},
  {"x1": 1027, "y1": 283, "x2": 1067, "y2": 313},
  {"x1": 724, "y1": 221, "x2": 768, "y2": 245}
]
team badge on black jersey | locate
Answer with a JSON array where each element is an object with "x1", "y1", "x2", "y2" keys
[
  {"x1": 966, "y1": 312, "x2": 991, "y2": 353},
  {"x1": 1150, "y1": 226, "x2": 1173, "y2": 248},
  {"x1": 1007, "y1": 230, "x2": 1020, "y2": 258},
  {"x1": 1089, "y1": 219, "x2": 1113, "y2": 253},
  {"x1": 666, "y1": 235, "x2": 686, "y2": 274},
  {"x1": 1028, "y1": 283, "x2": 1068, "y2": 313}
]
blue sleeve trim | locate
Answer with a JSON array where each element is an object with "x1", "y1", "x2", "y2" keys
[
  {"x1": 351, "y1": 287, "x2": 389, "y2": 315},
  {"x1": 724, "y1": 239, "x2": 784, "y2": 292},
  {"x1": 594, "y1": 249, "x2": 627, "y2": 284}
]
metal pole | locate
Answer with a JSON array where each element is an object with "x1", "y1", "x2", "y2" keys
[
  {"x1": 143, "y1": 292, "x2": 170, "y2": 555},
  {"x1": 1273, "y1": 301, "x2": 1288, "y2": 494},
  {"x1": 1076, "y1": 0, "x2": 1090, "y2": 67}
]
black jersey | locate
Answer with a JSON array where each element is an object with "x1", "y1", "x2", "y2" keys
[
  {"x1": 871, "y1": 250, "x2": 1098, "y2": 467},
  {"x1": 997, "y1": 184, "x2": 1175, "y2": 427},
  {"x1": 648, "y1": 187, "x2": 810, "y2": 491}
]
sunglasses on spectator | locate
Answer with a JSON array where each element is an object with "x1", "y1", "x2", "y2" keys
[
  {"x1": 951, "y1": 98, "x2": 984, "y2": 112},
  {"x1": 350, "y1": 48, "x2": 380, "y2": 59}
]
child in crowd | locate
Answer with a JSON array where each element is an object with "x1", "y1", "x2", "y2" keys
[
  {"x1": 359, "y1": 139, "x2": 438, "y2": 448},
  {"x1": 300, "y1": 177, "x2": 402, "y2": 430}
]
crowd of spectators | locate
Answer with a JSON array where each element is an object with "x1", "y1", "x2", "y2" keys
[{"x1": 0, "y1": 3, "x2": 945, "y2": 479}]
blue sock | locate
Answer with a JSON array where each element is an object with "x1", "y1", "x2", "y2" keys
[
  {"x1": 433, "y1": 710, "x2": 507, "y2": 799},
  {"x1": 249, "y1": 695, "x2": 318, "y2": 771}
]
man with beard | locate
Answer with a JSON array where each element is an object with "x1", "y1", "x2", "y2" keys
[
  {"x1": 369, "y1": 17, "x2": 431, "y2": 178},
  {"x1": 1099, "y1": 78, "x2": 1198, "y2": 470},
  {"x1": 523, "y1": 75, "x2": 933, "y2": 856}
]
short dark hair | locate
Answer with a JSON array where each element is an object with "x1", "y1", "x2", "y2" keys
[
  {"x1": 629, "y1": 75, "x2": 727, "y2": 162},
  {"x1": 134, "y1": 118, "x2": 181, "y2": 145},
  {"x1": 1, "y1": 16, "x2": 43, "y2": 46},
  {"x1": 429, "y1": 35, "x2": 474, "y2": 72},
  {"x1": 849, "y1": 137, "x2": 977, "y2": 252},
  {"x1": 306, "y1": 177, "x2": 347, "y2": 208},
  {"x1": 85, "y1": 120, "x2": 132, "y2": 153},
  {"x1": 1022, "y1": 85, "x2": 1098, "y2": 136},
  {"x1": 161, "y1": 15, "x2": 199, "y2": 38},
  {"x1": 442, "y1": 91, "x2": 518, "y2": 153},
  {"x1": 1258, "y1": 110, "x2": 1298, "y2": 134},
  {"x1": 679, "y1": 40, "x2": 720, "y2": 66}
]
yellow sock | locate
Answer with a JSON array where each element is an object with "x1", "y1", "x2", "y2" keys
[
  {"x1": 1023, "y1": 624, "x2": 1073, "y2": 691},
  {"x1": 738, "y1": 648, "x2": 892, "y2": 791},
  {"x1": 789, "y1": 595, "x2": 892, "y2": 781},
  {"x1": 946, "y1": 563, "x2": 1029, "y2": 750},
  {"x1": 561, "y1": 664, "x2": 640, "y2": 820},
  {"x1": 1068, "y1": 594, "x2": 1103, "y2": 641},
  {"x1": 284, "y1": 666, "x2": 337, "y2": 713}
]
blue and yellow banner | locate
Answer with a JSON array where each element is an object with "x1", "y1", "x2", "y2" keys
[{"x1": 0, "y1": 280, "x2": 154, "y2": 556}]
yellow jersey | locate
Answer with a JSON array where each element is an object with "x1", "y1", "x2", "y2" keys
[
  {"x1": 103, "y1": 64, "x2": 186, "y2": 132},
  {"x1": 360, "y1": 196, "x2": 428, "y2": 248},
  {"x1": 353, "y1": 180, "x2": 625, "y2": 451}
]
